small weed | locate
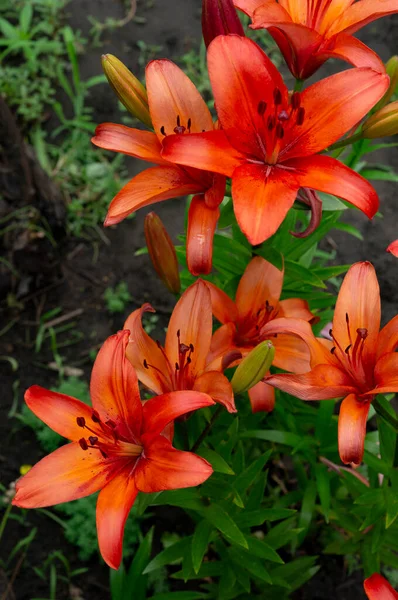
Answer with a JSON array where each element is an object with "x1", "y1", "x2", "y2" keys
[{"x1": 103, "y1": 282, "x2": 132, "y2": 314}]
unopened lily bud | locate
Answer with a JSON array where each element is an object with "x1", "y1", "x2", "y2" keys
[
  {"x1": 362, "y1": 100, "x2": 398, "y2": 139},
  {"x1": 231, "y1": 341, "x2": 275, "y2": 395},
  {"x1": 102, "y1": 54, "x2": 152, "y2": 128},
  {"x1": 374, "y1": 56, "x2": 398, "y2": 111},
  {"x1": 202, "y1": 0, "x2": 245, "y2": 48},
  {"x1": 144, "y1": 212, "x2": 181, "y2": 294}
]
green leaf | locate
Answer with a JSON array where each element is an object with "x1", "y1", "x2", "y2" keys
[
  {"x1": 354, "y1": 489, "x2": 384, "y2": 506},
  {"x1": 204, "y1": 504, "x2": 248, "y2": 548},
  {"x1": 151, "y1": 490, "x2": 204, "y2": 510},
  {"x1": 19, "y1": 4, "x2": 33, "y2": 33},
  {"x1": 228, "y1": 547, "x2": 272, "y2": 584},
  {"x1": 234, "y1": 450, "x2": 272, "y2": 497},
  {"x1": 143, "y1": 538, "x2": 191, "y2": 574},
  {"x1": 297, "y1": 480, "x2": 317, "y2": 545},
  {"x1": 236, "y1": 509, "x2": 297, "y2": 529},
  {"x1": 244, "y1": 535, "x2": 284, "y2": 564},
  {"x1": 147, "y1": 593, "x2": 207, "y2": 600},
  {"x1": 386, "y1": 488, "x2": 398, "y2": 529},
  {"x1": 218, "y1": 198, "x2": 235, "y2": 229},
  {"x1": 110, "y1": 563, "x2": 126, "y2": 600},
  {"x1": 285, "y1": 260, "x2": 326, "y2": 288},
  {"x1": 317, "y1": 192, "x2": 348, "y2": 211},
  {"x1": 312, "y1": 265, "x2": 351, "y2": 280},
  {"x1": 198, "y1": 449, "x2": 235, "y2": 475},
  {"x1": 241, "y1": 429, "x2": 310, "y2": 448},
  {"x1": 315, "y1": 464, "x2": 331, "y2": 523},
  {"x1": 0, "y1": 18, "x2": 18, "y2": 39},
  {"x1": 360, "y1": 167, "x2": 398, "y2": 182},
  {"x1": 191, "y1": 521, "x2": 213, "y2": 574},
  {"x1": 124, "y1": 527, "x2": 154, "y2": 600},
  {"x1": 334, "y1": 221, "x2": 364, "y2": 240}
]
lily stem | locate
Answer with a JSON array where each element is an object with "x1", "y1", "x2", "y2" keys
[
  {"x1": 328, "y1": 132, "x2": 363, "y2": 151},
  {"x1": 294, "y1": 78, "x2": 304, "y2": 92},
  {"x1": 373, "y1": 397, "x2": 398, "y2": 432},
  {"x1": 191, "y1": 405, "x2": 223, "y2": 452}
]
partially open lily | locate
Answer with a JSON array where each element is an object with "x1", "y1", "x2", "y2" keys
[
  {"x1": 124, "y1": 279, "x2": 236, "y2": 413},
  {"x1": 13, "y1": 331, "x2": 214, "y2": 570},
  {"x1": 263, "y1": 262, "x2": 398, "y2": 466},
  {"x1": 364, "y1": 573, "x2": 398, "y2": 599},
  {"x1": 205, "y1": 256, "x2": 316, "y2": 412},
  {"x1": 92, "y1": 57, "x2": 226, "y2": 276},
  {"x1": 162, "y1": 36, "x2": 388, "y2": 245},
  {"x1": 234, "y1": 0, "x2": 396, "y2": 79}
]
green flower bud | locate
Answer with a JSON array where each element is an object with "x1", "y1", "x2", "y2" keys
[{"x1": 231, "y1": 341, "x2": 275, "y2": 395}]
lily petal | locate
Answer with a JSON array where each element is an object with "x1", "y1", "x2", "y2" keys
[
  {"x1": 205, "y1": 281, "x2": 239, "y2": 324},
  {"x1": 206, "y1": 322, "x2": 240, "y2": 371},
  {"x1": 146, "y1": 59, "x2": 213, "y2": 139},
  {"x1": 285, "y1": 154, "x2": 379, "y2": 219},
  {"x1": 165, "y1": 279, "x2": 213, "y2": 375},
  {"x1": 338, "y1": 394, "x2": 371, "y2": 466},
  {"x1": 364, "y1": 573, "x2": 398, "y2": 600},
  {"x1": 272, "y1": 334, "x2": 311, "y2": 374},
  {"x1": 266, "y1": 364, "x2": 356, "y2": 399},
  {"x1": 236, "y1": 256, "x2": 283, "y2": 321},
  {"x1": 387, "y1": 240, "x2": 398, "y2": 257},
  {"x1": 96, "y1": 466, "x2": 138, "y2": 570},
  {"x1": 90, "y1": 331, "x2": 142, "y2": 442},
  {"x1": 13, "y1": 442, "x2": 122, "y2": 508},
  {"x1": 366, "y1": 353, "x2": 398, "y2": 395},
  {"x1": 320, "y1": 33, "x2": 385, "y2": 73},
  {"x1": 232, "y1": 163, "x2": 299, "y2": 245},
  {"x1": 331, "y1": 0, "x2": 398, "y2": 36},
  {"x1": 187, "y1": 195, "x2": 220, "y2": 276},
  {"x1": 92, "y1": 123, "x2": 167, "y2": 164},
  {"x1": 161, "y1": 130, "x2": 245, "y2": 177},
  {"x1": 282, "y1": 68, "x2": 389, "y2": 161},
  {"x1": 278, "y1": 298, "x2": 318, "y2": 323},
  {"x1": 261, "y1": 317, "x2": 333, "y2": 367},
  {"x1": 124, "y1": 305, "x2": 172, "y2": 395},
  {"x1": 193, "y1": 371, "x2": 236, "y2": 413},
  {"x1": 142, "y1": 391, "x2": 215, "y2": 437},
  {"x1": 248, "y1": 380, "x2": 275, "y2": 413},
  {"x1": 332, "y1": 262, "x2": 381, "y2": 372},
  {"x1": 207, "y1": 35, "x2": 286, "y2": 156},
  {"x1": 135, "y1": 435, "x2": 213, "y2": 492},
  {"x1": 24, "y1": 385, "x2": 102, "y2": 442},
  {"x1": 377, "y1": 315, "x2": 398, "y2": 359},
  {"x1": 104, "y1": 166, "x2": 205, "y2": 226},
  {"x1": 233, "y1": 0, "x2": 267, "y2": 17}
]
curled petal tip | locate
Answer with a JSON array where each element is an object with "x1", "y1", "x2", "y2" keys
[{"x1": 387, "y1": 240, "x2": 398, "y2": 257}]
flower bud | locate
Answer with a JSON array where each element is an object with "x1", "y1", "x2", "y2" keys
[
  {"x1": 102, "y1": 54, "x2": 152, "y2": 128},
  {"x1": 362, "y1": 100, "x2": 398, "y2": 139},
  {"x1": 202, "y1": 0, "x2": 245, "y2": 48},
  {"x1": 374, "y1": 56, "x2": 398, "y2": 111},
  {"x1": 144, "y1": 212, "x2": 181, "y2": 294},
  {"x1": 231, "y1": 341, "x2": 275, "y2": 395}
]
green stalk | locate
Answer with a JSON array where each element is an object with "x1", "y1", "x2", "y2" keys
[
  {"x1": 191, "y1": 405, "x2": 223, "y2": 452},
  {"x1": 327, "y1": 132, "x2": 363, "y2": 151}
]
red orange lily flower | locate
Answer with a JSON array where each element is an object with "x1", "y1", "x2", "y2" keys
[
  {"x1": 261, "y1": 262, "x2": 398, "y2": 466},
  {"x1": 364, "y1": 573, "x2": 398, "y2": 599},
  {"x1": 124, "y1": 279, "x2": 236, "y2": 413},
  {"x1": 234, "y1": 0, "x2": 396, "y2": 79},
  {"x1": 92, "y1": 59, "x2": 225, "y2": 276},
  {"x1": 205, "y1": 256, "x2": 316, "y2": 412},
  {"x1": 162, "y1": 36, "x2": 388, "y2": 245},
  {"x1": 12, "y1": 331, "x2": 214, "y2": 569}
]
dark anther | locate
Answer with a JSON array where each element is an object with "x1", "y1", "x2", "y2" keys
[
  {"x1": 273, "y1": 88, "x2": 282, "y2": 105},
  {"x1": 106, "y1": 420, "x2": 116, "y2": 428},
  {"x1": 100, "y1": 450, "x2": 108, "y2": 459},
  {"x1": 143, "y1": 359, "x2": 149, "y2": 369},
  {"x1": 357, "y1": 327, "x2": 368, "y2": 340},
  {"x1": 89, "y1": 436, "x2": 98, "y2": 446},
  {"x1": 76, "y1": 416, "x2": 86, "y2": 428},
  {"x1": 160, "y1": 126, "x2": 166, "y2": 136},
  {"x1": 187, "y1": 356, "x2": 192, "y2": 364},
  {"x1": 257, "y1": 100, "x2": 267, "y2": 116},
  {"x1": 175, "y1": 362, "x2": 180, "y2": 370},
  {"x1": 79, "y1": 438, "x2": 88, "y2": 451},
  {"x1": 92, "y1": 410, "x2": 101, "y2": 423},
  {"x1": 177, "y1": 115, "x2": 181, "y2": 126},
  {"x1": 189, "y1": 343, "x2": 194, "y2": 352},
  {"x1": 276, "y1": 124, "x2": 284, "y2": 139},
  {"x1": 180, "y1": 343, "x2": 190, "y2": 354},
  {"x1": 187, "y1": 117, "x2": 192, "y2": 131},
  {"x1": 267, "y1": 115, "x2": 276, "y2": 130},
  {"x1": 296, "y1": 107, "x2": 305, "y2": 125},
  {"x1": 329, "y1": 329, "x2": 333, "y2": 337},
  {"x1": 174, "y1": 115, "x2": 186, "y2": 134},
  {"x1": 345, "y1": 344, "x2": 352, "y2": 354},
  {"x1": 331, "y1": 346, "x2": 336, "y2": 354},
  {"x1": 265, "y1": 300, "x2": 273, "y2": 313},
  {"x1": 291, "y1": 92, "x2": 301, "y2": 109},
  {"x1": 177, "y1": 329, "x2": 180, "y2": 338},
  {"x1": 278, "y1": 110, "x2": 289, "y2": 121}
]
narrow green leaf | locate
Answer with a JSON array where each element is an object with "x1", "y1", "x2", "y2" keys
[
  {"x1": 315, "y1": 464, "x2": 331, "y2": 523},
  {"x1": 143, "y1": 538, "x2": 191, "y2": 574},
  {"x1": 297, "y1": 480, "x2": 317, "y2": 545},
  {"x1": 228, "y1": 547, "x2": 272, "y2": 584},
  {"x1": 236, "y1": 508, "x2": 296, "y2": 529},
  {"x1": 147, "y1": 593, "x2": 206, "y2": 600},
  {"x1": 386, "y1": 488, "x2": 398, "y2": 529},
  {"x1": 204, "y1": 504, "x2": 248, "y2": 549},
  {"x1": 198, "y1": 449, "x2": 234, "y2": 475},
  {"x1": 285, "y1": 260, "x2": 326, "y2": 288},
  {"x1": 241, "y1": 429, "x2": 309, "y2": 447},
  {"x1": 354, "y1": 489, "x2": 384, "y2": 506},
  {"x1": 234, "y1": 450, "x2": 272, "y2": 497},
  {"x1": 192, "y1": 521, "x2": 213, "y2": 574},
  {"x1": 244, "y1": 535, "x2": 284, "y2": 564},
  {"x1": 110, "y1": 563, "x2": 125, "y2": 600},
  {"x1": 19, "y1": 4, "x2": 33, "y2": 33},
  {"x1": 125, "y1": 527, "x2": 154, "y2": 599}
]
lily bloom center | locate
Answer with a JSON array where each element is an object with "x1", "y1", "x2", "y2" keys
[
  {"x1": 76, "y1": 410, "x2": 142, "y2": 460},
  {"x1": 251, "y1": 89, "x2": 305, "y2": 166},
  {"x1": 160, "y1": 114, "x2": 195, "y2": 137},
  {"x1": 301, "y1": 0, "x2": 343, "y2": 34},
  {"x1": 329, "y1": 313, "x2": 373, "y2": 393},
  {"x1": 236, "y1": 299, "x2": 279, "y2": 347},
  {"x1": 144, "y1": 329, "x2": 195, "y2": 392}
]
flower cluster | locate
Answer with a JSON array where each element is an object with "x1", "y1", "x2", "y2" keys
[{"x1": 13, "y1": 0, "x2": 398, "y2": 588}]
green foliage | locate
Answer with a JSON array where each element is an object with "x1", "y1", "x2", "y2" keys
[{"x1": 103, "y1": 281, "x2": 132, "y2": 314}]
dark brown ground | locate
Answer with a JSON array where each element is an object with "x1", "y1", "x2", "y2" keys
[{"x1": 0, "y1": 1, "x2": 397, "y2": 598}]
